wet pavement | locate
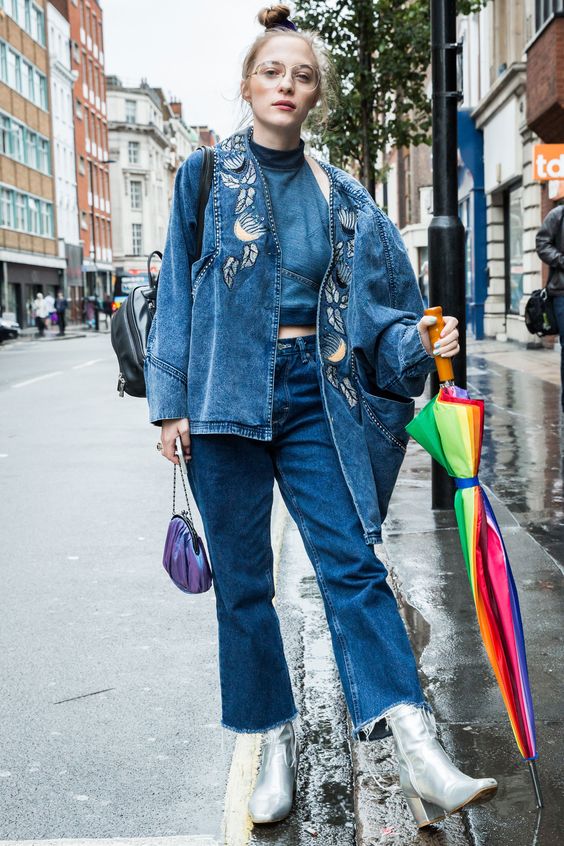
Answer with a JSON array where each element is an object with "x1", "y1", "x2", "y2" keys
[{"x1": 351, "y1": 340, "x2": 563, "y2": 845}]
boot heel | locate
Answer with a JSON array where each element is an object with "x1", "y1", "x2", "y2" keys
[{"x1": 404, "y1": 794, "x2": 446, "y2": 828}]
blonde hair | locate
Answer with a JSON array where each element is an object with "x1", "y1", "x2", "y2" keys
[{"x1": 235, "y1": 4, "x2": 339, "y2": 136}]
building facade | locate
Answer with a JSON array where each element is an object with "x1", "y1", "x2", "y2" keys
[
  {"x1": 67, "y1": 0, "x2": 112, "y2": 315},
  {"x1": 46, "y1": 0, "x2": 80, "y2": 301},
  {"x1": 457, "y1": 0, "x2": 564, "y2": 343},
  {"x1": 106, "y1": 77, "x2": 202, "y2": 291},
  {"x1": 0, "y1": 0, "x2": 63, "y2": 327}
]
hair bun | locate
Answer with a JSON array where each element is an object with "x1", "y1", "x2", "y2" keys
[{"x1": 257, "y1": 4, "x2": 293, "y2": 30}]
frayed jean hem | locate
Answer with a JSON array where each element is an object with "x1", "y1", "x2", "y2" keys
[
  {"x1": 221, "y1": 709, "x2": 299, "y2": 735},
  {"x1": 352, "y1": 699, "x2": 432, "y2": 740}
]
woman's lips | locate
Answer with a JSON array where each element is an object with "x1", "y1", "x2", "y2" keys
[{"x1": 273, "y1": 103, "x2": 295, "y2": 111}]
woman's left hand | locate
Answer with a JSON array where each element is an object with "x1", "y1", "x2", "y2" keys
[{"x1": 417, "y1": 314, "x2": 460, "y2": 358}]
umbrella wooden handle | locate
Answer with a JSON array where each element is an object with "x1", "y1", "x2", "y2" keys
[{"x1": 424, "y1": 306, "x2": 455, "y2": 383}]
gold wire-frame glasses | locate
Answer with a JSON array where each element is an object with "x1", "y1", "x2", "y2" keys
[{"x1": 247, "y1": 60, "x2": 320, "y2": 91}]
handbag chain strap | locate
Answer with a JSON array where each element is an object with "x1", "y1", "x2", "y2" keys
[{"x1": 172, "y1": 461, "x2": 194, "y2": 523}]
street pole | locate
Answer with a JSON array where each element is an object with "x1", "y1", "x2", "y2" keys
[{"x1": 428, "y1": 0, "x2": 466, "y2": 509}]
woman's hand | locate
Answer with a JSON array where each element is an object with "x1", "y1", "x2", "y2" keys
[
  {"x1": 160, "y1": 418, "x2": 191, "y2": 464},
  {"x1": 417, "y1": 315, "x2": 460, "y2": 358}
]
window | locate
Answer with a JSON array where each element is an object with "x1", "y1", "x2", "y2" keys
[
  {"x1": 535, "y1": 0, "x2": 564, "y2": 32},
  {"x1": 15, "y1": 192, "x2": 26, "y2": 230},
  {"x1": 132, "y1": 223, "x2": 143, "y2": 255},
  {"x1": 128, "y1": 141, "x2": 140, "y2": 164},
  {"x1": 12, "y1": 122, "x2": 23, "y2": 161},
  {"x1": 0, "y1": 187, "x2": 14, "y2": 229},
  {"x1": 0, "y1": 187, "x2": 53, "y2": 237},
  {"x1": 505, "y1": 183, "x2": 524, "y2": 315},
  {"x1": 0, "y1": 114, "x2": 11, "y2": 155},
  {"x1": 78, "y1": 155, "x2": 85, "y2": 175},
  {"x1": 130, "y1": 180, "x2": 142, "y2": 210},
  {"x1": 76, "y1": 98, "x2": 83, "y2": 119},
  {"x1": 125, "y1": 99, "x2": 137, "y2": 124},
  {"x1": 0, "y1": 111, "x2": 49, "y2": 173},
  {"x1": 0, "y1": 40, "x2": 47, "y2": 108}
]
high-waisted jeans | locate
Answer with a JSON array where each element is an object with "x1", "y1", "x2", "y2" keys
[{"x1": 186, "y1": 334, "x2": 428, "y2": 737}]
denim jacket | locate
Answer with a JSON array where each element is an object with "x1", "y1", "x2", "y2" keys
[{"x1": 145, "y1": 124, "x2": 436, "y2": 544}]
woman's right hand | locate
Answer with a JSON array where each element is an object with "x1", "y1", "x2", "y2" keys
[{"x1": 161, "y1": 418, "x2": 191, "y2": 464}]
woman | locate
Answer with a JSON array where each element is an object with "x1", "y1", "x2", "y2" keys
[
  {"x1": 145, "y1": 4, "x2": 497, "y2": 829},
  {"x1": 33, "y1": 292, "x2": 49, "y2": 337}
]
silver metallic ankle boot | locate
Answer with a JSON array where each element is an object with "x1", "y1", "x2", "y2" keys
[
  {"x1": 386, "y1": 704, "x2": 497, "y2": 828},
  {"x1": 248, "y1": 720, "x2": 299, "y2": 824}
]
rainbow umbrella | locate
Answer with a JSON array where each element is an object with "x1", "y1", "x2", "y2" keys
[{"x1": 406, "y1": 307, "x2": 542, "y2": 807}]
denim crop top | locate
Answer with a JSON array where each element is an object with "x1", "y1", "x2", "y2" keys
[{"x1": 249, "y1": 136, "x2": 331, "y2": 325}]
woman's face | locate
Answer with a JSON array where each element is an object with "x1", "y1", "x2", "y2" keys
[{"x1": 241, "y1": 35, "x2": 320, "y2": 136}]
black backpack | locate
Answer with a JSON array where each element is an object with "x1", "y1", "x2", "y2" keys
[
  {"x1": 524, "y1": 287, "x2": 558, "y2": 337},
  {"x1": 111, "y1": 145, "x2": 214, "y2": 398}
]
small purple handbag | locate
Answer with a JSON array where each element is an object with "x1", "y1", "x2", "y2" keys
[{"x1": 162, "y1": 449, "x2": 212, "y2": 594}]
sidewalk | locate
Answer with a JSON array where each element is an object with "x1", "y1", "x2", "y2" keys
[
  {"x1": 352, "y1": 338, "x2": 562, "y2": 845},
  {"x1": 16, "y1": 325, "x2": 89, "y2": 341}
]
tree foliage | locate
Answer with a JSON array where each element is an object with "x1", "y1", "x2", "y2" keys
[{"x1": 292, "y1": 0, "x2": 487, "y2": 194}]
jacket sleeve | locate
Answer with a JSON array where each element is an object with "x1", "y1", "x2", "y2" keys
[
  {"x1": 536, "y1": 208, "x2": 564, "y2": 270},
  {"x1": 144, "y1": 149, "x2": 203, "y2": 426},
  {"x1": 353, "y1": 206, "x2": 436, "y2": 398}
]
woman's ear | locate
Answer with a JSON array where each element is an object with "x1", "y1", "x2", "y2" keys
[{"x1": 240, "y1": 79, "x2": 251, "y2": 105}]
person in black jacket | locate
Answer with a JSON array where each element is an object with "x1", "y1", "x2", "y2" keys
[{"x1": 536, "y1": 203, "x2": 564, "y2": 412}]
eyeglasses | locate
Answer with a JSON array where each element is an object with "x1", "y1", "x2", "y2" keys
[{"x1": 247, "y1": 60, "x2": 320, "y2": 91}]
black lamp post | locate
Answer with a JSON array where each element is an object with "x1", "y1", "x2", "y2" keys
[{"x1": 428, "y1": 0, "x2": 466, "y2": 509}]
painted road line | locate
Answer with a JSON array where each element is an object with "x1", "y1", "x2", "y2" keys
[
  {"x1": 11, "y1": 371, "x2": 63, "y2": 389},
  {"x1": 72, "y1": 358, "x2": 105, "y2": 370},
  {"x1": 221, "y1": 491, "x2": 288, "y2": 846},
  {"x1": 0, "y1": 839, "x2": 218, "y2": 846}
]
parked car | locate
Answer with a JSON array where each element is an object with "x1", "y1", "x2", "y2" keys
[{"x1": 0, "y1": 317, "x2": 20, "y2": 342}]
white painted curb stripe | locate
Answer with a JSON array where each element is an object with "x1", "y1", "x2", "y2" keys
[
  {"x1": 71, "y1": 358, "x2": 105, "y2": 369},
  {"x1": 11, "y1": 371, "x2": 63, "y2": 388}
]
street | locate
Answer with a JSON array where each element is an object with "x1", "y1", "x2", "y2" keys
[{"x1": 0, "y1": 332, "x2": 562, "y2": 845}]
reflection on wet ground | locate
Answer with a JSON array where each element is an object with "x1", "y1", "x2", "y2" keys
[
  {"x1": 467, "y1": 354, "x2": 564, "y2": 567},
  {"x1": 381, "y1": 352, "x2": 564, "y2": 846}
]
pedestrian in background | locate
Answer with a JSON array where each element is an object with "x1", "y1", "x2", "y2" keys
[
  {"x1": 536, "y1": 201, "x2": 564, "y2": 412},
  {"x1": 33, "y1": 292, "x2": 48, "y2": 337},
  {"x1": 146, "y1": 3, "x2": 496, "y2": 829},
  {"x1": 44, "y1": 291, "x2": 55, "y2": 328},
  {"x1": 55, "y1": 291, "x2": 68, "y2": 336},
  {"x1": 102, "y1": 293, "x2": 113, "y2": 331}
]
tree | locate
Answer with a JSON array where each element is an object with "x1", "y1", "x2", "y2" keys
[{"x1": 293, "y1": 0, "x2": 487, "y2": 196}]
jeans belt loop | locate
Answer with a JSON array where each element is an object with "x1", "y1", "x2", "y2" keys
[{"x1": 295, "y1": 336, "x2": 309, "y2": 363}]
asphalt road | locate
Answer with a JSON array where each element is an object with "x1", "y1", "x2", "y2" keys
[{"x1": 0, "y1": 333, "x2": 234, "y2": 840}]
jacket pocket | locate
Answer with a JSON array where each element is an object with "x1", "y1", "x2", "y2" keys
[
  {"x1": 191, "y1": 249, "x2": 217, "y2": 296},
  {"x1": 352, "y1": 356, "x2": 414, "y2": 452}
]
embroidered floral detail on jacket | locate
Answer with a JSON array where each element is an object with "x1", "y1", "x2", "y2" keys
[
  {"x1": 222, "y1": 134, "x2": 246, "y2": 153},
  {"x1": 325, "y1": 365, "x2": 358, "y2": 407},
  {"x1": 336, "y1": 260, "x2": 352, "y2": 288},
  {"x1": 338, "y1": 207, "x2": 358, "y2": 233},
  {"x1": 222, "y1": 256, "x2": 239, "y2": 289},
  {"x1": 241, "y1": 243, "x2": 258, "y2": 269},
  {"x1": 340, "y1": 376, "x2": 359, "y2": 407},
  {"x1": 234, "y1": 209, "x2": 268, "y2": 241},
  {"x1": 224, "y1": 151, "x2": 246, "y2": 172},
  {"x1": 235, "y1": 187, "x2": 256, "y2": 213},
  {"x1": 320, "y1": 332, "x2": 347, "y2": 362},
  {"x1": 327, "y1": 305, "x2": 345, "y2": 334},
  {"x1": 325, "y1": 276, "x2": 340, "y2": 304}
]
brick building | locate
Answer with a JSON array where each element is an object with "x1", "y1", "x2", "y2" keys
[
  {"x1": 67, "y1": 0, "x2": 112, "y2": 309},
  {"x1": 0, "y1": 0, "x2": 62, "y2": 327}
]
